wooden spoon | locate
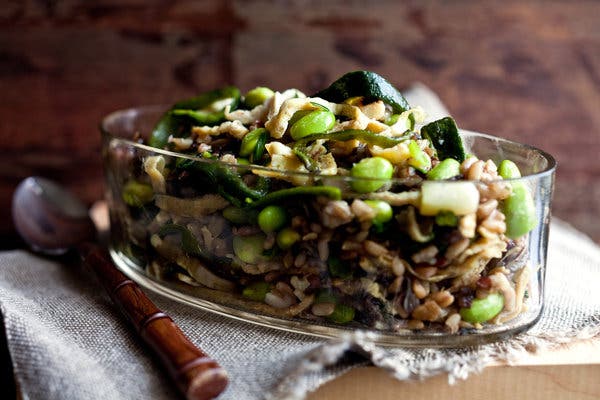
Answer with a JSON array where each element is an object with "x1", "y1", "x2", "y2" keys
[{"x1": 12, "y1": 176, "x2": 228, "y2": 400}]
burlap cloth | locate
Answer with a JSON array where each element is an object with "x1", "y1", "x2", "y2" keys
[{"x1": 2, "y1": 86, "x2": 599, "y2": 400}]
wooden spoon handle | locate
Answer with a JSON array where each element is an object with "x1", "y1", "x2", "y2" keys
[{"x1": 79, "y1": 243, "x2": 228, "y2": 400}]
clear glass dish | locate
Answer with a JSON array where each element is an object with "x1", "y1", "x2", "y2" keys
[{"x1": 101, "y1": 106, "x2": 556, "y2": 347}]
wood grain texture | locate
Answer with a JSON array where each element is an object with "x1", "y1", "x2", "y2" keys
[
  {"x1": 1, "y1": 0, "x2": 599, "y2": 245},
  {"x1": 308, "y1": 364, "x2": 600, "y2": 400}
]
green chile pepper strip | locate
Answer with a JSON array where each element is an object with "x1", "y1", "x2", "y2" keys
[
  {"x1": 158, "y1": 223, "x2": 232, "y2": 268},
  {"x1": 292, "y1": 129, "x2": 410, "y2": 171},
  {"x1": 245, "y1": 186, "x2": 341, "y2": 209},
  {"x1": 149, "y1": 87, "x2": 241, "y2": 148},
  {"x1": 177, "y1": 159, "x2": 267, "y2": 204},
  {"x1": 170, "y1": 109, "x2": 226, "y2": 126}
]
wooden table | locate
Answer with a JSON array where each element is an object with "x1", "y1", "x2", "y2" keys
[
  {"x1": 309, "y1": 341, "x2": 600, "y2": 399},
  {"x1": 1, "y1": 0, "x2": 600, "y2": 247}
]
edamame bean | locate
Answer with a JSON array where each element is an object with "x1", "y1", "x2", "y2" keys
[
  {"x1": 287, "y1": 110, "x2": 313, "y2": 127},
  {"x1": 240, "y1": 128, "x2": 267, "y2": 157},
  {"x1": 459, "y1": 292, "x2": 504, "y2": 324},
  {"x1": 276, "y1": 227, "x2": 300, "y2": 249},
  {"x1": 289, "y1": 110, "x2": 336, "y2": 140},
  {"x1": 233, "y1": 234, "x2": 267, "y2": 264},
  {"x1": 503, "y1": 185, "x2": 537, "y2": 238},
  {"x1": 244, "y1": 86, "x2": 274, "y2": 108},
  {"x1": 315, "y1": 290, "x2": 338, "y2": 304},
  {"x1": 242, "y1": 281, "x2": 272, "y2": 301},
  {"x1": 258, "y1": 205, "x2": 287, "y2": 233},
  {"x1": 408, "y1": 140, "x2": 431, "y2": 173},
  {"x1": 498, "y1": 159, "x2": 521, "y2": 179},
  {"x1": 350, "y1": 157, "x2": 394, "y2": 193},
  {"x1": 363, "y1": 200, "x2": 393, "y2": 225},
  {"x1": 498, "y1": 160, "x2": 537, "y2": 239},
  {"x1": 385, "y1": 113, "x2": 401, "y2": 126},
  {"x1": 122, "y1": 180, "x2": 154, "y2": 207},
  {"x1": 328, "y1": 304, "x2": 355, "y2": 324},
  {"x1": 427, "y1": 158, "x2": 461, "y2": 180}
]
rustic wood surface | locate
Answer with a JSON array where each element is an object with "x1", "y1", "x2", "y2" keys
[{"x1": 1, "y1": 0, "x2": 599, "y2": 248}]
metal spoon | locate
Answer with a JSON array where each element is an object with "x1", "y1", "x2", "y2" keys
[{"x1": 12, "y1": 176, "x2": 228, "y2": 400}]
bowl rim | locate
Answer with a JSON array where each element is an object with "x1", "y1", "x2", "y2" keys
[{"x1": 100, "y1": 105, "x2": 557, "y2": 183}]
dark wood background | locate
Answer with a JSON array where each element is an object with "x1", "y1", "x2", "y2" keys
[{"x1": 1, "y1": 0, "x2": 599, "y2": 247}]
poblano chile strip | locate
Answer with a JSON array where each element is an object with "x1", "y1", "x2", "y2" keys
[
  {"x1": 251, "y1": 129, "x2": 268, "y2": 163},
  {"x1": 312, "y1": 71, "x2": 410, "y2": 113},
  {"x1": 158, "y1": 223, "x2": 233, "y2": 269},
  {"x1": 149, "y1": 86, "x2": 241, "y2": 148},
  {"x1": 420, "y1": 117, "x2": 466, "y2": 163},
  {"x1": 245, "y1": 186, "x2": 341, "y2": 209},
  {"x1": 171, "y1": 86, "x2": 240, "y2": 110},
  {"x1": 292, "y1": 129, "x2": 410, "y2": 171},
  {"x1": 170, "y1": 109, "x2": 226, "y2": 126},
  {"x1": 175, "y1": 158, "x2": 267, "y2": 204}
]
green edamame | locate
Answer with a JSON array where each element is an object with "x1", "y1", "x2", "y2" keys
[
  {"x1": 498, "y1": 160, "x2": 537, "y2": 239},
  {"x1": 122, "y1": 180, "x2": 154, "y2": 207},
  {"x1": 276, "y1": 227, "x2": 300, "y2": 249},
  {"x1": 427, "y1": 158, "x2": 461, "y2": 180},
  {"x1": 315, "y1": 290, "x2": 338, "y2": 304},
  {"x1": 289, "y1": 110, "x2": 336, "y2": 140},
  {"x1": 328, "y1": 304, "x2": 355, "y2": 324},
  {"x1": 408, "y1": 140, "x2": 431, "y2": 173},
  {"x1": 240, "y1": 128, "x2": 267, "y2": 157},
  {"x1": 385, "y1": 113, "x2": 401, "y2": 126},
  {"x1": 350, "y1": 157, "x2": 394, "y2": 193},
  {"x1": 258, "y1": 205, "x2": 287, "y2": 233},
  {"x1": 244, "y1": 87, "x2": 274, "y2": 108},
  {"x1": 242, "y1": 281, "x2": 272, "y2": 301},
  {"x1": 288, "y1": 110, "x2": 313, "y2": 127},
  {"x1": 498, "y1": 159, "x2": 521, "y2": 179},
  {"x1": 233, "y1": 234, "x2": 267, "y2": 264},
  {"x1": 363, "y1": 200, "x2": 393, "y2": 225},
  {"x1": 459, "y1": 292, "x2": 504, "y2": 324}
]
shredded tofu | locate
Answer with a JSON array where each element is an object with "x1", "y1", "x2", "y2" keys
[
  {"x1": 359, "y1": 100, "x2": 386, "y2": 120},
  {"x1": 143, "y1": 155, "x2": 166, "y2": 194},
  {"x1": 254, "y1": 142, "x2": 310, "y2": 185},
  {"x1": 369, "y1": 142, "x2": 411, "y2": 165},
  {"x1": 225, "y1": 103, "x2": 268, "y2": 125},
  {"x1": 192, "y1": 120, "x2": 249, "y2": 140},
  {"x1": 167, "y1": 136, "x2": 193, "y2": 151}
]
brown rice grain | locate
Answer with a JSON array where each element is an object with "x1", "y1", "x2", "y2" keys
[
  {"x1": 411, "y1": 300, "x2": 442, "y2": 321},
  {"x1": 412, "y1": 280, "x2": 430, "y2": 299},
  {"x1": 364, "y1": 240, "x2": 388, "y2": 257},
  {"x1": 311, "y1": 302, "x2": 335, "y2": 316},
  {"x1": 414, "y1": 266, "x2": 438, "y2": 278},
  {"x1": 407, "y1": 319, "x2": 425, "y2": 330},
  {"x1": 445, "y1": 313, "x2": 461, "y2": 333},
  {"x1": 430, "y1": 290, "x2": 455, "y2": 308},
  {"x1": 392, "y1": 257, "x2": 407, "y2": 276},
  {"x1": 411, "y1": 245, "x2": 438, "y2": 264}
]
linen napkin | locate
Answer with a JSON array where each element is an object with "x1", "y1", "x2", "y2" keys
[{"x1": 2, "y1": 85, "x2": 599, "y2": 400}]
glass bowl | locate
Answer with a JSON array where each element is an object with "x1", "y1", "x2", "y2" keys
[{"x1": 101, "y1": 106, "x2": 556, "y2": 347}]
